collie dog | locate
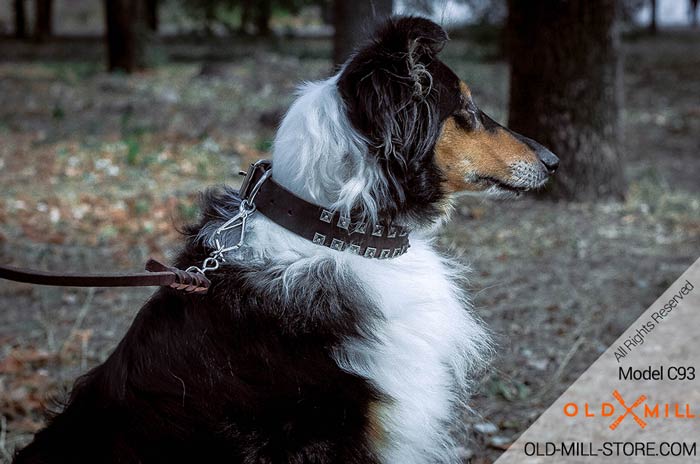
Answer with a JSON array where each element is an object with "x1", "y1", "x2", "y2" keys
[{"x1": 15, "y1": 16, "x2": 557, "y2": 464}]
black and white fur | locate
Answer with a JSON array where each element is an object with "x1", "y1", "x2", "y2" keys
[{"x1": 15, "y1": 17, "x2": 493, "y2": 464}]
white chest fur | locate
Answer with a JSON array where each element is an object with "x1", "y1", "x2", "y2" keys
[
  {"x1": 223, "y1": 211, "x2": 489, "y2": 463},
  {"x1": 333, "y1": 238, "x2": 489, "y2": 464}
]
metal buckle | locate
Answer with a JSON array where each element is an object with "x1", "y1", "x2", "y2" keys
[{"x1": 239, "y1": 159, "x2": 272, "y2": 201}]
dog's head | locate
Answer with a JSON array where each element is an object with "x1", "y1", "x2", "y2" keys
[{"x1": 337, "y1": 17, "x2": 558, "y2": 223}]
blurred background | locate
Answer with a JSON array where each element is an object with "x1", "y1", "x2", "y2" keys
[{"x1": 0, "y1": 0, "x2": 698, "y2": 462}]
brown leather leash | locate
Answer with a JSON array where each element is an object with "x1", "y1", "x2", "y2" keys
[{"x1": 0, "y1": 258, "x2": 210, "y2": 294}]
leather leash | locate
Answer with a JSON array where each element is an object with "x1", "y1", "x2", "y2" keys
[{"x1": 0, "y1": 258, "x2": 210, "y2": 294}]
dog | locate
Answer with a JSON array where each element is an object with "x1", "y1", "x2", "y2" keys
[{"x1": 14, "y1": 16, "x2": 557, "y2": 464}]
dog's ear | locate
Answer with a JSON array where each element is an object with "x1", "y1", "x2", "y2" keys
[
  {"x1": 338, "y1": 16, "x2": 448, "y2": 154},
  {"x1": 337, "y1": 16, "x2": 450, "y2": 218},
  {"x1": 368, "y1": 15, "x2": 448, "y2": 62},
  {"x1": 339, "y1": 16, "x2": 448, "y2": 107}
]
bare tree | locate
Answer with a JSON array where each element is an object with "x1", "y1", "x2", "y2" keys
[
  {"x1": 507, "y1": 0, "x2": 625, "y2": 200},
  {"x1": 13, "y1": 0, "x2": 26, "y2": 38},
  {"x1": 333, "y1": 0, "x2": 393, "y2": 65},
  {"x1": 649, "y1": 0, "x2": 657, "y2": 34},
  {"x1": 146, "y1": 0, "x2": 159, "y2": 31},
  {"x1": 240, "y1": 0, "x2": 254, "y2": 33},
  {"x1": 105, "y1": 0, "x2": 149, "y2": 73},
  {"x1": 238, "y1": 0, "x2": 272, "y2": 35},
  {"x1": 255, "y1": 0, "x2": 272, "y2": 36},
  {"x1": 34, "y1": 0, "x2": 53, "y2": 41},
  {"x1": 690, "y1": 0, "x2": 699, "y2": 27}
]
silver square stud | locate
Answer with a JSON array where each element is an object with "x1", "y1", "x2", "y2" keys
[
  {"x1": 348, "y1": 244, "x2": 361, "y2": 254},
  {"x1": 330, "y1": 238, "x2": 345, "y2": 251},
  {"x1": 354, "y1": 222, "x2": 367, "y2": 234},
  {"x1": 392, "y1": 248, "x2": 402, "y2": 257},
  {"x1": 387, "y1": 226, "x2": 398, "y2": 239},
  {"x1": 312, "y1": 233, "x2": 326, "y2": 245},
  {"x1": 399, "y1": 228, "x2": 408, "y2": 237},
  {"x1": 364, "y1": 247, "x2": 377, "y2": 258},
  {"x1": 372, "y1": 224, "x2": 384, "y2": 237},
  {"x1": 379, "y1": 249, "x2": 391, "y2": 259},
  {"x1": 337, "y1": 215, "x2": 350, "y2": 230},
  {"x1": 319, "y1": 209, "x2": 333, "y2": 223}
]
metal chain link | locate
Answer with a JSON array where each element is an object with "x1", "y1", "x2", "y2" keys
[{"x1": 187, "y1": 169, "x2": 271, "y2": 275}]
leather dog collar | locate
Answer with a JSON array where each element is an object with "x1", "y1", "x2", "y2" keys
[{"x1": 240, "y1": 160, "x2": 410, "y2": 259}]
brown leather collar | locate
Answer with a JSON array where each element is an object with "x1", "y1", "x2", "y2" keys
[{"x1": 242, "y1": 160, "x2": 410, "y2": 259}]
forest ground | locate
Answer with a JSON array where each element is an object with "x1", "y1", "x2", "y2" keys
[{"x1": 0, "y1": 30, "x2": 698, "y2": 463}]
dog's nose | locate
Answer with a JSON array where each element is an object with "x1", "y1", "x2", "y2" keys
[
  {"x1": 537, "y1": 148, "x2": 559, "y2": 174},
  {"x1": 509, "y1": 131, "x2": 559, "y2": 174}
]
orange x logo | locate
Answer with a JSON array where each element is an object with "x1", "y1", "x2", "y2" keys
[{"x1": 609, "y1": 390, "x2": 647, "y2": 430}]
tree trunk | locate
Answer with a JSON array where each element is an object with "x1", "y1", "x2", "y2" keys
[
  {"x1": 507, "y1": 0, "x2": 625, "y2": 201},
  {"x1": 255, "y1": 0, "x2": 272, "y2": 36},
  {"x1": 34, "y1": 0, "x2": 52, "y2": 41},
  {"x1": 14, "y1": 0, "x2": 26, "y2": 38},
  {"x1": 691, "y1": 0, "x2": 699, "y2": 27},
  {"x1": 650, "y1": 0, "x2": 657, "y2": 34},
  {"x1": 333, "y1": 0, "x2": 393, "y2": 65},
  {"x1": 240, "y1": 0, "x2": 253, "y2": 34},
  {"x1": 321, "y1": 0, "x2": 333, "y2": 25},
  {"x1": 146, "y1": 0, "x2": 158, "y2": 32},
  {"x1": 204, "y1": 2, "x2": 216, "y2": 34},
  {"x1": 105, "y1": 0, "x2": 148, "y2": 73}
]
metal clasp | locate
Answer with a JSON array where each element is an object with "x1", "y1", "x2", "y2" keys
[
  {"x1": 187, "y1": 161, "x2": 272, "y2": 275},
  {"x1": 239, "y1": 159, "x2": 272, "y2": 201}
]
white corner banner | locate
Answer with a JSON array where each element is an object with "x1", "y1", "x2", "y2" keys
[{"x1": 495, "y1": 257, "x2": 700, "y2": 463}]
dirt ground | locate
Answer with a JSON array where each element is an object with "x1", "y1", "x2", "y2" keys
[{"x1": 0, "y1": 31, "x2": 699, "y2": 463}]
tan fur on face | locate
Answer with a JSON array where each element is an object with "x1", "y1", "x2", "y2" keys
[{"x1": 435, "y1": 83, "x2": 541, "y2": 193}]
